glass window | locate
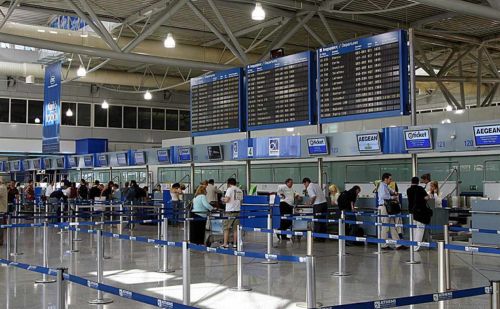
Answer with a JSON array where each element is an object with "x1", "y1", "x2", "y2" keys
[
  {"x1": 108, "y1": 105, "x2": 123, "y2": 128},
  {"x1": 179, "y1": 110, "x2": 190, "y2": 131},
  {"x1": 152, "y1": 108, "x2": 165, "y2": 130},
  {"x1": 78, "y1": 103, "x2": 91, "y2": 126},
  {"x1": 123, "y1": 106, "x2": 137, "y2": 129},
  {"x1": 0, "y1": 98, "x2": 8, "y2": 122},
  {"x1": 138, "y1": 107, "x2": 151, "y2": 129},
  {"x1": 28, "y1": 100, "x2": 43, "y2": 124},
  {"x1": 165, "y1": 109, "x2": 178, "y2": 130},
  {"x1": 94, "y1": 104, "x2": 107, "y2": 127},
  {"x1": 61, "y1": 102, "x2": 76, "y2": 126},
  {"x1": 10, "y1": 99, "x2": 27, "y2": 123}
]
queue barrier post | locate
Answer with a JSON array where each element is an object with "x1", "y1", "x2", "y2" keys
[
  {"x1": 332, "y1": 211, "x2": 350, "y2": 277},
  {"x1": 492, "y1": 281, "x2": 500, "y2": 309},
  {"x1": 261, "y1": 210, "x2": 278, "y2": 265},
  {"x1": 182, "y1": 217, "x2": 191, "y2": 306},
  {"x1": 56, "y1": 268, "x2": 67, "y2": 309},
  {"x1": 373, "y1": 210, "x2": 384, "y2": 255},
  {"x1": 35, "y1": 222, "x2": 56, "y2": 284},
  {"x1": 156, "y1": 210, "x2": 162, "y2": 270},
  {"x1": 158, "y1": 217, "x2": 174, "y2": 273},
  {"x1": 306, "y1": 256, "x2": 316, "y2": 309},
  {"x1": 405, "y1": 213, "x2": 420, "y2": 265},
  {"x1": 57, "y1": 201, "x2": 65, "y2": 234},
  {"x1": 74, "y1": 204, "x2": 81, "y2": 241},
  {"x1": 11, "y1": 205, "x2": 23, "y2": 257},
  {"x1": 88, "y1": 229, "x2": 113, "y2": 305},
  {"x1": 5, "y1": 214, "x2": 11, "y2": 259},
  {"x1": 231, "y1": 225, "x2": 252, "y2": 292},
  {"x1": 307, "y1": 230, "x2": 313, "y2": 256},
  {"x1": 444, "y1": 224, "x2": 451, "y2": 290},
  {"x1": 438, "y1": 240, "x2": 446, "y2": 293}
]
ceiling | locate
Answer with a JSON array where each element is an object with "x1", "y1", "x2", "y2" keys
[{"x1": 0, "y1": 0, "x2": 499, "y2": 108}]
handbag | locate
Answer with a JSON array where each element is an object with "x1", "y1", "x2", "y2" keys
[
  {"x1": 384, "y1": 199, "x2": 401, "y2": 215},
  {"x1": 414, "y1": 204, "x2": 433, "y2": 225}
]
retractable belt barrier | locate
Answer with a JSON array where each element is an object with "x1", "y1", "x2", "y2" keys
[
  {"x1": 0, "y1": 258, "x2": 196, "y2": 309},
  {"x1": 320, "y1": 286, "x2": 491, "y2": 309}
]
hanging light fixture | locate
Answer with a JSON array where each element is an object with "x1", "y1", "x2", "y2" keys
[
  {"x1": 252, "y1": 2, "x2": 265, "y2": 21},
  {"x1": 65, "y1": 108, "x2": 73, "y2": 117},
  {"x1": 164, "y1": 33, "x2": 176, "y2": 48},
  {"x1": 445, "y1": 105, "x2": 453, "y2": 111},
  {"x1": 77, "y1": 65, "x2": 86, "y2": 77},
  {"x1": 34, "y1": 117, "x2": 41, "y2": 124},
  {"x1": 144, "y1": 90, "x2": 152, "y2": 100},
  {"x1": 101, "y1": 100, "x2": 109, "y2": 109}
]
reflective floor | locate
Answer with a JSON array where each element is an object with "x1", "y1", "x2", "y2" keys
[{"x1": 0, "y1": 223, "x2": 498, "y2": 308}]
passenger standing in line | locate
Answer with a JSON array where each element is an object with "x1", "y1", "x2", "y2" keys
[
  {"x1": 7, "y1": 180, "x2": 19, "y2": 213},
  {"x1": 206, "y1": 179, "x2": 222, "y2": 208},
  {"x1": 25, "y1": 180, "x2": 35, "y2": 205},
  {"x1": 0, "y1": 177, "x2": 8, "y2": 245},
  {"x1": 101, "y1": 181, "x2": 115, "y2": 201},
  {"x1": 420, "y1": 173, "x2": 431, "y2": 190},
  {"x1": 125, "y1": 180, "x2": 139, "y2": 204},
  {"x1": 122, "y1": 181, "x2": 130, "y2": 200},
  {"x1": 276, "y1": 178, "x2": 297, "y2": 241},
  {"x1": 377, "y1": 173, "x2": 407, "y2": 250},
  {"x1": 112, "y1": 184, "x2": 121, "y2": 201},
  {"x1": 170, "y1": 183, "x2": 182, "y2": 224},
  {"x1": 303, "y1": 177, "x2": 328, "y2": 241},
  {"x1": 190, "y1": 185, "x2": 214, "y2": 245},
  {"x1": 337, "y1": 186, "x2": 362, "y2": 245},
  {"x1": 45, "y1": 180, "x2": 56, "y2": 200},
  {"x1": 88, "y1": 180, "x2": 101, "y2": 201},
  {"x1": 221, "y1": 178, "x2": 243, "y2": 248},
  {"x1": 328, "y1": 184, "x2": 340, "y2": 207},
  {"x1": 78, "y1": 179, "x2": 88, "y2": 200},
  {"x1": 427, "y1": 181, "x2": 442, "y2": 207},
  {"x1": 407, "y1": 177, "x2": 431, "y2": 251}
]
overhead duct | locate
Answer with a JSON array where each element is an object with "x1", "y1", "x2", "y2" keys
[
  {"x1": 0, "y1": 23, "x2": 262, "y2": 67},
  {"x1": 0, "y1": 61, "x2": 189, "y2": 90}
]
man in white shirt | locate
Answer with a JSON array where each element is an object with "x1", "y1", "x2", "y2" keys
[
  {"x1": 221, "y1": 178, "x2": 243, "y2": 248},
  {"x1": 378, "y1": 173, "x2": 407, "y2": 250},
  {"x1": 206, "y1": 179, "x2": 222, "y2": 207},
  {"x1": 303, "y1": 177, "x2": 328, "y2": 241},
  {"x1": 277, "y1": 178, "x2": 297, "y2": 240}
]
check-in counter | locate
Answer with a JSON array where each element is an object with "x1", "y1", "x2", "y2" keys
[
  {"x1": 240, "y1": 195, "x2": 280, "y2": 229},
  {"x1": 471, "y1": 200, "x2": 500, "y2": 246}
]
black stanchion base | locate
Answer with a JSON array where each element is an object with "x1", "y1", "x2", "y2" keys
[
  {"x1": 260, "y1": 260, "x2": 278, "y2": 265},
  {"x1": 10, "y1": 252, "x2": 23, "y2": 257},
  {"x1": 67, "y1": 249, "x2": 79, "y2": 254},
  {"x1": 88, "y1": 298, "x2": 113, "y2": 305},
  {"x1": 35, "y1": 278, "x2": 56, "y2": 284},
  {"x1": 157, "y1": 268, "x2": 175, "y2": 273},
  {"x1": 405, "y1": 260, "x2": 421, "y2": 265},
  {"x1": 331, "y1": 271, "x2": 352, "y2": 277}
]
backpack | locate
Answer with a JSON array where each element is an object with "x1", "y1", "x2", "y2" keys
[{"x1": 78, "y1": 185, "x2": 88, "y2": 199}]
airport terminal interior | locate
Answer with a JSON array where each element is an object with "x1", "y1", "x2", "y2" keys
[{"x1": 1, "y1": 0, "x2": 500, "y2": 308}]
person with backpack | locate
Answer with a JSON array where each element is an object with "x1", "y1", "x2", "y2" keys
[
  {"x1": 337, "y1": 186, "x2": 361, "y2": 245},
  {"x1": 78, "y1": 179, "x2": 88, "y2": 200},
  {"x1": 407, "y1": 177, "x2": 432, "y2": 251}
]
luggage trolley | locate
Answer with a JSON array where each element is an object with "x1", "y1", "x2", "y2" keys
[
  {"x1": 205, "y1": 210, "x2": 224, "y2": 247},
  {"x1": 290, "y1": 204, "x2": 314, "y2": 242}
]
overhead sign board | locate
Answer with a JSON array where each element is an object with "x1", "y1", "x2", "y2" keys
[
  {"x1": 307, "y1": 137, "x2": 329, "y2": 155},
  {"x1": 473, "y1": 124, "x2": 500, "y2": 147},
  {"x1": 404, "y1": 129, "x2": 433, "y2": 150},
  {"x1": 357, "y1": 133, "x2": 381, "y2": 153}
]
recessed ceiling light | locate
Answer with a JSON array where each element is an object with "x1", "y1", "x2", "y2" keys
[
  {"x1": 286, "y1": 128, "x2": 294, "y2": 132},
  {"x1": 252, "y1": 2, "x2": 266, "y2": 21},
  {"x1": 37, "y1": 29, "x2": 46, "y2": 33},
  {"x1": 49, "y1": 30, "x2": 58, "y2": 34},
  {"x1": 164, "y1": 33, "x2": 175, "y2": 48},
  {"x1": 144, "y1": 90, "x2": 152, "y2": 100},
  {"x1": 454, "y1": 109, "x2": 465, "y2": 114},
  {"x1": 101, "y1": 100, "x2": 109, "y2": 109},
  {"x1": 445, "y1": 105, "x2": 453, "y2": 111},
  {"x1": 76, "y1": 65, "x2": 86, "y2": 77},
  {"x1": 80, "y1": 34, "x2": 88, "y2": 38}
]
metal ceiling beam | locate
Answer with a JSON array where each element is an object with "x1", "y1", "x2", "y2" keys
[
  {"x1": 74, "y1": 0, "x2": 121, "y2": 52},
  {"x1": 203, "y1": 16, "x2": 285, "y2": 47},
  {"x1": 410, "y1": 12, "x2": 458, "y2": 29},
  {"x1": 0, "y1": 32, "x2": 233, "y2": 71},
  {"x1": 318, "y1": 11, "x2": 338, "y2": 44},
  {"x1": 412, "y1": 0, "x2": 500, "y2": 22},
  {"x1": 122, "y1": 0, "x2": 170, "y2": 26},
  {"x1": 206, "y1": 0, "x2": 249, "y2": 64},
  {"x1": 302, "y1": 20, "x2": 326, "y2": 46},
  {"x1": 122, "y1": 0, "x2": 188, "y2": 53},
  {"x1": 0, "y1": 0, "x2": 21, "y2": 30},
  {"x1": 438, "y1": 46, "x2": 475, "y2": 77},
  {"x1": 187, "y1": 1, "x2": 246, "y2": 65}
]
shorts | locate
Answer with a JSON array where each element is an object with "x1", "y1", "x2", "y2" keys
[{"x1": 223, "y1": 212, "x2": 240, "y2": 231}]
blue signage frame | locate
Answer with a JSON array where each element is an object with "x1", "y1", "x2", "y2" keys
[
  {"x1": 473, "y1": 124, "x2": 500, "y2": 148},
  {"x1": 42, "y1": 62, "x2": 62, "y2": 153},
  {"x1": 357, "y1": 132, "x2": 382, "y2": 153},
  {"x1": 116, "y1": 153, "x2": 128, "y2": 166},
  {"x1": 133, "y1": 151, "x2": 145, "y2": 165},
  {"x1": 307, "y1": 137, "x2": 329, "y2": 156},
  {"x1": 246, "y1": 51, "x2": 316, "y2": 131},
  {"x1": 317, "y1": 30, "x2": 409, "y2": 124},
  {"x1": 67, "y1": 156, "x2": 77, "y2": 168},
  {"x1": 83, "y1": 155, "x2": 94, "y2": 168},
  {"x1": 190, "y1": 68, "x2": 245, "y2": 136},
  {"x1": 97, "y1": 154, "x2": 108, "y2": 167},
  {"x1": 157, "y1": 149, "x2": 170, "y2": 163},
  {"x1": 404, "y1": 128, "x2": 433, "y2": 151},
  {"x1": 178, "y1": 147, "x2": 192, "y2": 162}
]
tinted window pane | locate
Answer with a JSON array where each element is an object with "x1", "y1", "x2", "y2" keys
[
  {"x1": 78, "y1": 103, "x2": 91, "y2": 126},
  {"x1": 61, "y1": 102, "x2": 76, "y2": 126},
  {"x1": 94, "y1": 104, "x2": 107, "y2": 127},
  {"x1": 123, "y1": 106, "x2": 137, "y2": 129},
  {"x1": 0, "y1": 98, "x2": 8, "y2": 122},
  {"x1": 10, "y1": 99, "x2": 27, "y2": 123},
  {"x1": 152, "y1": 108, "x2": 165, "y2": 130},
  {"x1": 108, "y1": 105, "x2": 122, "y2": 128},
  {"x1": 165, "y1": 109, "x2": 178, "y2": 130},
  {"x1": 138, "y1": 108, "x2": 151, "y2": 129},
  {"x1": 179, "y1": 110, "x2": 190, "y2": 131},
  {"x1": 28, "y1": 100, "x2": 43, "y2": 124}
]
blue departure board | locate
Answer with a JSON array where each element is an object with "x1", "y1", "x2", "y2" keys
[
  {"x1": 246, "y1": 51, "x2": 315, "y2": 130},
  {"x1": 190, "y1": 68, "x2": 244, "y2": 136},
  {"x1": 318, "y1": 30, "x2": 409, "y2": 123}
]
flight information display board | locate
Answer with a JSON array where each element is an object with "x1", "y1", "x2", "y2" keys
[
  {"x1": 190, "y1": 68, "x2": 243, "y2": 136},
  {"x1": 246, "y1": 51, "x2": 314, "y2": 130},
  {"x1": 318, "y1": 30, "x2": 409, "y2": 123}
]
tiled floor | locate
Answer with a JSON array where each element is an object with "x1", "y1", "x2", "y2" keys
[{"x1": 0, "y1": 223, "x2": 498, "y2": 308}]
